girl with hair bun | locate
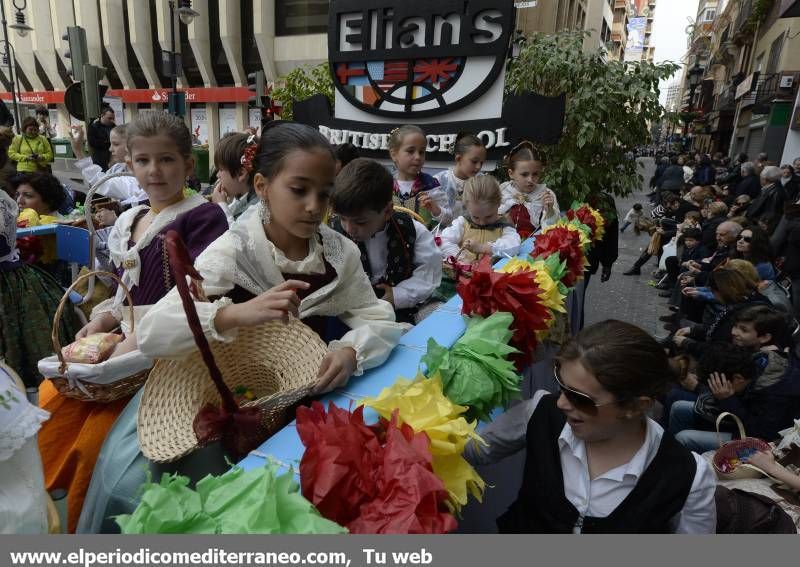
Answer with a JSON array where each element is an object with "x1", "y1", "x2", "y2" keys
[
  {"x1": 433, "y1": 132, "x2": 486, "y2": 227},
  {"x1": 466, "y1": 320, "x2": 717, "y2": 533},
  {"x1": 498, "y1": 142, "x2": 560, "y2": 237}
]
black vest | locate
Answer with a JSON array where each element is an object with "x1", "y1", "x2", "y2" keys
[
  {"x1": 331, "y1": 211, "x2": 417, "y2": 287},
  {"x1": 498, "y1": 395, "x2": 697, "y2": 534}
]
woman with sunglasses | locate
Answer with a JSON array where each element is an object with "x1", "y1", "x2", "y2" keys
[
  {"x1": 465, "y1": 320, "x2": 717, "y2": 533},
  {"x1": 731, "y1": 226, "x2": 775, "y2": 281}
]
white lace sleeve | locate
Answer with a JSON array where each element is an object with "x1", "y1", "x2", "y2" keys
[
  {"x1": 0, "y1": 372, "x2": 50, "y2": 461},
  {"x1": 498, "y1": 183, "x2": 517, "y2": 215},
  {"x1": 137, "y1": 234, "x2": 239, "y2": 359},
  {"x1": 540, "y1": 188, "x2": 561, "y2": 228}
]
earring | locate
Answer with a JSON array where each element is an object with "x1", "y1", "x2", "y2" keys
[{"x1": 259, "y1": 200, "x2": 271, "y2": 225}]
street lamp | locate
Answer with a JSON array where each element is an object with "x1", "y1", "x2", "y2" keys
[
  {"x1": 682, "y1": 62, "x2": 704, "y2": 152},
  {"x1": 8, "y1": 0, "x2": 32, "y2": 37},
  {"x1": 168, "y1": 0, "x2": 199, "y2": 116},
  {"x1": 0, "y1": 0, "x2": 32, "y2": 131}
]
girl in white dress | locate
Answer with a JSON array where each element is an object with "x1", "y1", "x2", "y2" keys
[{"x1": 499, "y1": 142, "x2": 560, "y2": 237}]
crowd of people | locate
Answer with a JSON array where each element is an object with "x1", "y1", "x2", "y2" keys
[
  {"x1": 1, "y1": 107, "x2": 800, "y2": 535},
  {"x1": 618, "y1": 150, "x2": 800, "y2": 477}
]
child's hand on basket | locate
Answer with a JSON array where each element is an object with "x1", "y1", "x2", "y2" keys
[{"x1": 313, "y1": 347, "x2": 357, "y2": 395}]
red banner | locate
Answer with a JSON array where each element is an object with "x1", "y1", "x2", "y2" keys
[{"x1": 0, "y1": 86, "x2": 253, "y2": 105}]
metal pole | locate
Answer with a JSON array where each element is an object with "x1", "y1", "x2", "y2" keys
[
  {"x1": 0, "y1": 2, "x2": 21, "y2": 131},
  {"x1": 170, "y1": 0, "x2": 177, "y2": 113}
]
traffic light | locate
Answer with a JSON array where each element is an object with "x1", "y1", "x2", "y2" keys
[
  {"x1": 62, "y1": 26, "x2": 89, "y2": 82},
  {"x1": 247, "y1": 70, "x2": 266, "y2": 106},
  {"x1": 82, "y1": 64, "x2": 107, "y2": 121}
]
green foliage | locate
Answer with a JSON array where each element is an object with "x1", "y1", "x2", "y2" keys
[
  {"x1": 742, "y1": 0, "x2": 775, "y2": 36},
  {"x1": 503, "y1": 31, "x2": 679, "y2": 203},
  {"x1": 271, "y1": 63, "x2": 334, "y2": 121}
]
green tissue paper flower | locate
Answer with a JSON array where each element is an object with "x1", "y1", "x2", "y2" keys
[
  {"x1": 422, "y1": 313, "x2": 521, "y2": 422},
  {"x1": 116, "y1": 463, "x2": 346, "y2": 534}
]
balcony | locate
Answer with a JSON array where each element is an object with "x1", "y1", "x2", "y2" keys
[
  {"x1": 715, "y1": 85, "x2": 737, "y2": 112},
  {"x1": 752, "y1": 72, "x2": 798, "y2": 113}
]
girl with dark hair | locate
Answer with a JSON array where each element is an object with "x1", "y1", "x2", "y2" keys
[
  {"x1": 465, "y1": 320, "x2": 717, "y2": 533},
  {"x1": 731, "y1": 226, "x2": 775, "y2": 281},
  {"x1": 78, "y1": 122, "x2": 405, "y2": 533},
  {"x1": 433, "y1": 132, "x2": 486, "y2": 227},
  {"x1": 498, "y1": 141, "x2": 559, "y2": 237}
]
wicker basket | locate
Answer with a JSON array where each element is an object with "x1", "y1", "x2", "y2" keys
[
  {"x1": 712, "y1": 412, "x2": 771, "y2": 481},
  {"x1": 137, "y1": 318, "x2": 328, "y2": 463},
  {"x1": 45, "y1": 270, "x2": 149, "y2": 403}
]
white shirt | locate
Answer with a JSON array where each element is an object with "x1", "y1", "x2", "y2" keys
[
  {"x1": 364, "y1": 219, "x2": 442, "y2": 310},
  {"x1": 439, "y1": 216, "x2": 521, "y2": 260},
  {"x1": 465, "y1": 390, "x2": 717, "y2": 534}
]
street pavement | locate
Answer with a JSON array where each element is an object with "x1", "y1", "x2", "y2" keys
[{"x1": 584, "y1": 157, "x2": 670, "y2": 337}]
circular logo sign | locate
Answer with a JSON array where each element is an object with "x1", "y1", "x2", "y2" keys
[{"x1": 329, "y1": 0, "x2": 515, "y2": 119}]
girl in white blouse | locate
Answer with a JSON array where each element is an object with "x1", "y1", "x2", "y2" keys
[
  {"x1": 138, "y1": 121, "x2": 406, "y2": 394},
  {"x1": 498, "y1": 142, "x2": 560, "y2": 236},
  {"x1": 465, "y1": 320, "x2": 717, "y2": 534}
]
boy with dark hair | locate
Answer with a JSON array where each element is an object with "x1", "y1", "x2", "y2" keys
[
  {"x1": 330, "y1": 158, "x2": 442, "y2": 324},
  {"x1": 731, "y1": 305, "x2": 790, "y2": 388},
  {"x1": 669, "y1": 341, "x2": 800, "y2": 452}
]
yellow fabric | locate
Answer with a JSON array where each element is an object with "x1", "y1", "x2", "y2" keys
[
  {"x1": 38, "y1": 381, "x2": 131, "y2": 533},
  {"x1": 364, "y1": 374, "x2": 485, "y2": 512},
  {"x1": 460, "y1": 224, "x2": 505, "y2": 263}
]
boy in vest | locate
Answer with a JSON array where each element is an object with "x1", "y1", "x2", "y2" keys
[{"x1": 331, "y1": 158, "x2": 442, "y2": 324}]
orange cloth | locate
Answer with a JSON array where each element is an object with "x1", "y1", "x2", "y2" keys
[{"x1": 38, "y1": 380, "x2": 130, "y2": 533}]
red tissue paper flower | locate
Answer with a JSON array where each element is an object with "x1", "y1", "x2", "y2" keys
[
  {"x1": 296, "y1": 401, "x2": 457, "y2": 534},
  {"x1": 457, "y1": 257, "x2": 552, "y2": 367},
  {"x1": 531, "y1": 226, "x2": 587, "y2": 289},
  {"x1": 565, "y1": 204, "x2": 605, "y2": 242}
]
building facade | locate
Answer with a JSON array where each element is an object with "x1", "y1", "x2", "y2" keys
[{"x1": 678, "y1": 0, "x2": 800, "y2": 160}]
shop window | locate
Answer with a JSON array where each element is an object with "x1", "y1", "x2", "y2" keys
[{"x1": 275, "y1": 0, "x2": 329, "y2": 36}]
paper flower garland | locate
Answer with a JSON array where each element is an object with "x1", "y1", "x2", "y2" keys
[
  {"x1": 115, "y1": 464, "x2": 345, "y2": 534},
  {"x1": 531, "y1": 225, "x2": 589, "y2": 289},
  {"x1": 296, "y1": 401, "x2": 457, "y2": 534},
  {"x1": 364, "y1": 374, "x2": 485, "y2": 512},
  {"x1": 422, "y1": 312, "x2": 522, "y2": 420},
  {"x1": 566, "y1": 203, "x2": 605, "y2": 243},
  {"x1": 498, "y1": 256, "x2": 567, "y2": 337}
]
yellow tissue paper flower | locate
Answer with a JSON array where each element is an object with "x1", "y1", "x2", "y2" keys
[
  {"x1": 589, "y1": 207, "x2": 606, "y2": 242},
  {"x1": 364, "y1": 374, "x2": 486, "y2": 512}
]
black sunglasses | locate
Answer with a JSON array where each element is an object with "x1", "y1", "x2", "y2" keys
[
  {"x1": 737, "y1": 235, "x2": 752, "y2": 243},
  {"x1": 553, "y1": 362, "x2": 618, "y2": 415}
]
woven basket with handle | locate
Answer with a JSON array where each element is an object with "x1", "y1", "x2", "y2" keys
[
  {"x1": 138, "y1": 319, "x2": 327, "y2": 463},
  {"x1": 712, "y1": 412, "x2": 771, "y2": 481},
  {"x1": 46, "y1": 270, "x2": 149, "y2": 403}
]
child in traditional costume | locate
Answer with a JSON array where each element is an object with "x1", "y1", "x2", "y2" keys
[
  {"x1": 433, "y1": 132, "x2": 486, "y2": 227},
  {"x1": 439, "y1": 175, "x2": 521, "y2": 263},
  {"x1": 38, "y1": 113, "x2": 229, "y2": 532},
  {"x1": 331, "y1": 157, "x2": 442, "y2": 324},
  {"x1": 389, "y1": 125, "x2": 447, "y2": 228},
  {"x1": 498, "y1": 142, "x2": 560, "y2": 238}
]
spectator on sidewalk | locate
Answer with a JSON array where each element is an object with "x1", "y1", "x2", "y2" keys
[{"x1": 87, "y1": 107, "x2": 116, "y2": 170}]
